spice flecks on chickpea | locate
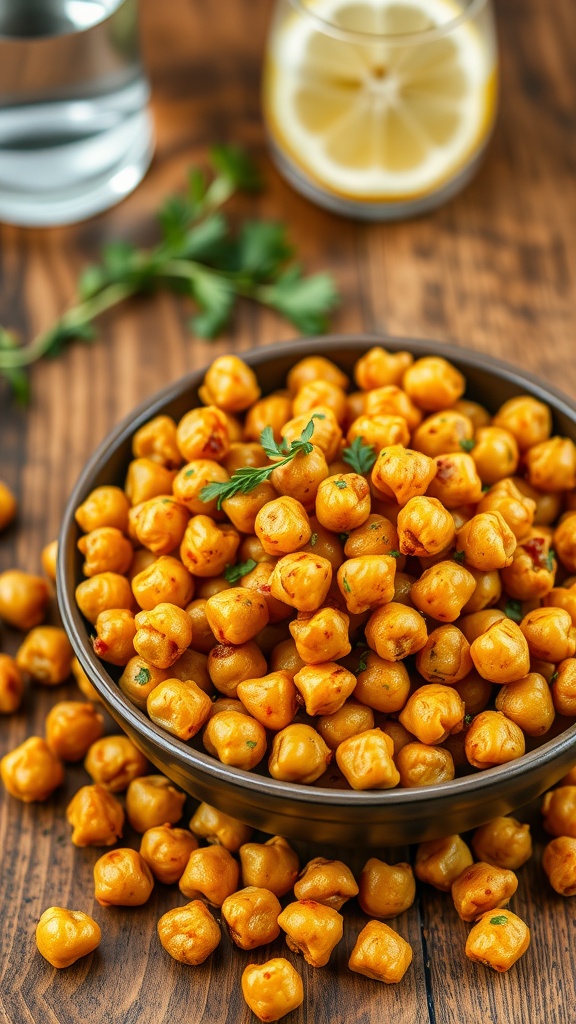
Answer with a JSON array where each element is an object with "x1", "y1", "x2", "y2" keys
[
  {"x1": 277, "y1": 899, "x2": 343, "y2": 967},
  {"x1": 35, "y1": 908, "x2": 101, "y2": 969},
  {"x1": 203, "y1": 709, "x2": 267, "y2": 770},
  {"x1": 371, "y1": 446, "x2": 436, "y2": 505},
  {"x1": 222, "y1": 887, "x2": 282, "y2": 950},
  {"x1": 293, "y1": 661, "x2": 357, "y2": 717},
  {"x1": 255, "y1": 495, "x2": 312, "y2": 556},
  {"x1": 208, "y1": 640, "x2": 267, "y2": 697},
  {"x1": 336, "y1": 554, "x2": 396, "y2": 615},
  {"x1": 158, "y1": 900, "x2": 221, "y2": 964},
  {"x1": 66, "y1": 784, "x2": 124, "y2": 847},
  {"x1": 147, "y1": 678, "x2": 212, "y2": 741},
  {"x1": 494, "y1": 672, "x2": 555, "y2": 736},
  {"x1": 294, "y1": 857, "x2": 358, "y2": 909},
  {"x1": 132, "y1": 555, "x2": 194, "y2": 610},
  {"x1": 176, "y1": 406, "x2": 231, "y2": 463},
  {"x1": 199, "y1": 354, "x2": 261, "y2": 412},
  {"x1": 349, "y1": 920, "x2": 413, "y2": 983},
  {"x1": 179, "y1": 844, "x2": 240, "y2": 906},
  {"x1": 269, "y1": 551, "x2": 332, "y2": 612},
  {"x1": 237, "y1": 671, "x2": 298, "y2": 731},
  {"x1": 1, "y1": 736, "x2": 64, "y2": 802},
  {"x1": 133, "y1": 602, "x2": 192, "y2": 669},
  {"x1": 415, "y1": 625, "x2": 472, "y2": 685},
  {"x1": 0, "y1": 570, "x2": 50, "y2": 630},
  {"x1": 411, "y1": 560, "x2": 477, "y2": 623},
  {"x1": 365, "y1": 602, "x2": 428, "y2": 661},
  {"x1": 452, "y1": 861, "x2": 518, "y2": 922},
  {"x1": 399, "y1": 683, "x2": 464, "y2": 745},
  {"x1": 465, "y1": 909, "x2": 530, "y2": 972},
  {"x1": 94, "y1": 848, "x2": 154, "y2": 907},
  {"x1": 78, "y1": 526, "x2": 133, "y2": 577},
  {"x1": 205, "y1": 587, "x2": 269, "y2": 645},
  {"x1": 427, "y1": 452, "x2": 483, "y2": 509},
  {"x1": 241, "y1": 957, "x2": 304, "y2": 1022},
  {"x1": 92, "y1": 608, "x2": 136, "y2": 666}
]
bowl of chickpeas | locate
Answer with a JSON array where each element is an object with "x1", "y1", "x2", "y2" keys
[{"x1": 58, "y1": 335, "x2": 576, "y2": 846}]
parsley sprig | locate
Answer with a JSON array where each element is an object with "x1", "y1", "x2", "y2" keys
[
  {"x1": 0, "y1": 146, "x2": 339, "y2": 402},
  {"x1": 224, "y1": 559, "x2": 257, "y2": 584},
  {"x1": 342, "y1": 436, "x2": 377, "y2": 474},
  {"x1": 201, "y1": 414, "x2": 325, "y2": 510}
]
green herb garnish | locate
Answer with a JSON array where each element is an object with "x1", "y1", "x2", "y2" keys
[
  {"x1": 453, "y1": 550, "x2": 466, "y2": 564},
  {"x1": 310, "y1": 532, "x2": 318, "y2": 547},
  {"x1": 246, "y1": 740, "x2": 257, "y2": 749},
  {"x1": 459, "y1": 438, "x2": 476, "y2": 452},
  {"x1": 342, "y1": 436, "x2": 377, "y2": 474},
  {"x1": 338, "y1": 533, "x2": 349, "y2": 544},
  {"x1": 355, "y1": 652, "x2": 369, "y2": 675},
  {"x1": 224, "y1": 559, "x2": 257, "y2": 584},
  {"x1": 334, "y1": 480, "x2": 348, "y2": 489},
  {"x1": 135, "y1": 667, "x2": 151, "y2": 686},
  {"x1": 342, "y1": 575, "x2": 352, "y2": 593},
  {"x1": 545, "y1": 548, "x2": 556, "y2": 572},
  {"x1": 388, "y1": 550, "x2": 402, "y2": 559},
  {"x1": 504, "y1": 598, "x2": 523, "y2": 623},
  {"x1": 489, "y1": 915, "x2": 508, "y2": 926}
]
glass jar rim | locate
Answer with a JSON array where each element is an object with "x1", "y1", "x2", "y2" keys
[{"x1": 286, "y1": 0, "x2": 490, "y2": 46}]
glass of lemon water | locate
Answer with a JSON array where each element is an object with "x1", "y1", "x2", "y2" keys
[{"x1": 263, "y1": 0, "x2": 497, "y2": 219}]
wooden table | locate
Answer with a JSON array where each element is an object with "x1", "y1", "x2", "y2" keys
[{"x1": 1, "y1": 0, "x2": 575, "y2": 1021}]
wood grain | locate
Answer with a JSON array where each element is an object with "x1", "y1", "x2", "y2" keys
[{"x1": 1, "y1": 0, "x2": 576, "y2": 1022}]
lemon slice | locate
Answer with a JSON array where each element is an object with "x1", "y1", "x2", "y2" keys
[{"x1": 264, "y1": 0, "x2": 497, "y2": 202}]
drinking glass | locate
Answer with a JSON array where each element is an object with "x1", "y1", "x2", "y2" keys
[
  {"x1": 0, "y1": 0, "x2": 154, "y2": 226},
  {"x1": 263, "y1": 0, "x2": 498, "y2": 220}
]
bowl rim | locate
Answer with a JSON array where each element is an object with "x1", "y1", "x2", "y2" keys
[{"x1": 58, "y1": 332, "x2": 576, "y2": 809}]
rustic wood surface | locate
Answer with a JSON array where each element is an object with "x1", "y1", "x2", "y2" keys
[{"x1": 1, "y1": 0, "x2": 576, "y2": 1022}]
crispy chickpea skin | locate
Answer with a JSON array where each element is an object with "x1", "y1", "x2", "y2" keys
[
  {"x1": 1, "y1": 737, "x2": 64, "y2": 802},
  {"x1": 336, "y1": 728, "x2": 400, "y2": 790},
  {"x1": 78, "y1": 527, "x2": 133, "y2": 578},
  {"x1": 76, "y1": 572, "x2": 134, "y2": 625},
  {"x1": 344, "y1": 514, "x2": 399, "y2": 559},
  {"x1": 0, "y1": 480, "x2": 17, "y2": 531},
  {"x1": 415, "y1": 835, "x2": 473, "y2": 891},
  {"x1": 84, "y1": 734, "x2": 149, "y2": 792},
  {"x1": 176, "y1": 406, "x2": 231, "y2": 463},
  {"x1": 315, "y1": 474, "x2": 371, "y2": 532},
  {"x1": 92, "y1": 608, "x2": 136, "y2": 667},
  {"x1": 203, "y1": 710, "x2": 267, "y2": 770},
  {"x1": 147, "y1": 678, "x2": 212, "y2": 741},
  {"x1": 317, "y1": 700, "x2": 374, "y2": 750},
  {"x1": 289, "y1": 607, "x2": 351, "y2": 664},
  {"x1": 0, "y1": 570, "x2": 50, "y2": 630},
  {"x1": 132, "y1": 415, "x2": 182, "y2": 468},
  {"x1": 359, "y1": 858, "x2": 415, "y2": 918},
  {"x1": 185, "y1": 598, "x2": 217, "y2": 652},
  {"x1": 269, "y1": 724, "x2": 332, "y2": 784},
  {"x1": 140, "y1": 825, "x2": 198, "y2": 884},
  {"x1": 396, "y1": 496, "x2": 455, "y2": 557},
  {"x1": 470, "y1": 618, "x2": 530, "y2": 683},
  {"x1": 456, "y1": 512, "x2": 516, "y2": 571},
  {"x1": 347, "y1": 413, "x2": 410, "y2": 451},
  {"x1": 179, "y1": 514, "x2": 239, "y2": 576},
  {"x1": 16, "y1": 626, "x2": 73, "y2": 685},
  {"x1": 125, "y1": 457, "x2": 176, "y2": 508},
  {"x1": 520, "y1": 606, "x2": 576, "y2": 662},
  {"x1": 365, "y1": 602, "x2": 428, "y2": 661},
  {"x1": 371, "y1": 446, "x2": 436, "y2": 505},
  {"x1": 526, "y1": 436, "x2": 576, "y2": 492},
  {"x1": 541, "y1": 786, "x2": 576, "y2": 838},
  {"x1": 76, "y1": 485, "x2": 130, "y2": 533},
  {"x1": 222, "y1": 886, "x2": 282, "y2": 950},
  {"x1": 553, "y1": 512, "x2": 576, "y2": 573},
  {"x1": 453, "y1": 670, "x2": 494, "y2": 715},
  {"x1": 288, "y1": 355, "x2": 349, "y2": 395},
  {"x1": 293, "y1": 662, "x2": 356, "y2": 716},
  {"x1": 411, "y1": 409, "x2": 474, "y2": 458},
  {"x1": 242, "y1": 957, "x2": 304, "y2": 1022},
  {"x1": 277, "y1": 900, "x2": 343, "y2": 967},
  {"x1": 0, "y1": 654, "x2": 24, "y2": 714},
  {"x1": 462, "y1": 568, "x2": 502, "y2": 614},
  {"x1": 542, "y1": 837, "x2": 576, "y2": 896},
  {"x1": 126, "y1": 774, "x2": 186, "y2": 833},
  {"x1": 189, "y1": 802, "x2": 252, "y2": 852},
  {"x1": 354, "y1": 346, "x2": 412, "y2": 390},
  {"x1": 244, "y1": 393, "x2": 293, "y2": 444},
  {"x1": 133, "y1": 602, "x2": 193, "y2": 669},
  {"x1": 239, "y1": 836, "x2": 299, "y2": 897},
  {"x1": 364, "y1": 385, "x2": 422, "y2": 430},
  {"x1": 271, "y1": 446, "x2": 328, "y2": 513},
  {"x1": 66, "y1": 784, "x2": 124, "y2": 847},
  {"x1": 471, "y1": 427, "x2": 519, "y2": 484},
  {"x1": 396, "y1": 742, "x2": 455, "y2": 787},
  {"x1": 269, "y1": 551, "x2": 332, "y2": 613},
  {"x1": 495, "y1": 672, "x2": 555, "y2": 736},
  {"x1": 411, "y1": 561, "x2": 477, "y2": 622},
  {"x1": 478, "y1": 478, "x2": 536, "y2": 540},
  {"x1": 132, "y1": 555, "x2": 194, "y2": 610},
  {"x1": 293, "y1": 380, "x2": 347, "y2": 424},
  {"x1": 427, "y1": 453, "x2": 483, "y2": 508},
  {"x1": 45, "y1": 701, "x2": 104, "y2": 761},
  {"x1": 402, "y1": 356, "x2": 465, "y2": 411},
  {"x1": 472, "y1": 817, "x2": 533, "y2": 870},
  {"x1": 349, "y1": 920, "x2": 413, "y2": 984},
  {"x1": 493, "y1": 395, "x2": 552, "y2": 450},
  {"x1": 415, "y1": 625, "x2": 472, "y2": 684},
  {"x1": 255, "y1": 496, "x2": 311, "y2": 556},
  {"x1": 336, "y1": 555, "x2": 396, "y2": 615},
  {"x1": 208, "y1": 641, "x2": 267, "y2": 697},
  {"x1": 179, "y1": 844, "x2": 240, "y2": 906},
  {"x1": 203, "y1": 589, "x2": 268, "y2": 643},
  {"x1": 400, "y1": 683, "x2": 464, "y2": 744},
  {"x1": 36, "y1": 908, "x2": 101, "y2": 969},
  {"x1": 158, "y1": 900, "x2": 221, "y2": 964},
  {"x1": 353, "y1": 653, "x2": 410, "y2": 713},
  {"x1": 294, "y1": 857, "x2": 358, "y2": 910},
  {"x1": 452, "y1": 862, "x2": 518, "y2": 922},
  {"x1": 199, "y1": 354, "x2": 261, "y2": 412},
  {"x1": 237, "y1": 671, "x2": 298, "y2": 731},
  {"x1": 465, "y1": 711, "x2": 526, "y2": 769},
  {"x1": 94, "y1": 848, "x2": 154, "y2": 906},
  {"x1": 551, "y1": 658, "x2": 576, "y2": 716},
  {"x1": 465, "y1": 910, "x2": 530, "y2": 972},
  {"x1": 283, "y1": 408, "x2": 343, "y2": 465},
  {"x1": 118, "y1": 656, "x2": 169, "y2": 709},
  {"x1": 500, "y1": 529, "x2": 556, "y2": 601}
]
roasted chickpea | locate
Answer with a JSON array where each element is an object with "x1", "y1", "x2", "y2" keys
[
  {"x1": 520, "y1": 607, "x2": 576, "y2": 664},
  {"x1": 16, "y1": 626, "x2": 73, "y2": 685},
  {"x1": 118, "y1": 656, "x2": 169, "y2": 708},
  {"x1": 189, "y1": 802, "x2": 252, "y2": 852},
  {"x1": 66, "y1": 784, "x2": 124, "y2": 847},
  {"x1": 364, "y1": 385, "x2": 422, "y2": 430},
  {"x1": 427, "y1": 453, "x2": 483, "y2": 508},
  {"x1": 542, "y1": 837, "x2": 576, "y2": 896},
  {"x1": 397, "y1": 742, "x2": 455, "y2": 787},
  {"x1": 124, "y1": 457, "x2": 176, "y2": 507},
  {"x1": 452, "y1": 861, "x2": 518, "y2": 923},
  {"x1": 459, "y1": 608, "x2": 507, "y2": 644},
  {"x1": 84, "y1": 734, "x2": 149, "y2": 792},
  {"x1": 336, "y1": 555, "x2": 396, "y2": 615},
  {"x1": 314, "y1": 473, "x2": 371, "y2": 533},
  {"x1": 184, "y1": 601, "x2": 216, "y2": 654},
  {"x1": 147, "y1": 678, "x2": 212, "y2": 740},
  {"x1": 392, "y1": 571, "x2": 416, "y2": 605},
  {"x1": 495, "y1": 672, "x2": 555, "y2": 736},
  {"x1": 462, "y1": 568, "x2": 502, "y2": 614},
  {"x1": 241, "y1": 957, "x2": 304, "y2": 1022},
  {"x1": 269, "y1": 446, "x2": 328, "y2": 513},
  {"x1": 36, "y1": 908, "x2": 101, "y2": 969},
  {"x1": 277, "y1": 900, "x2": 343, "y2": 967},
  {"x1": 470, "y1": 618, "x2": 530, "y2": 683},
  {"x1": 299, "y1": 518, "x2": 345, "y2": 572},
  {"x1": 478, "y1": 478, "x2": 536, "y2": 540},
  {"x1": 354, "y1": 346, "x2": 412, "y2": 390},
  {"x1": 237, "y1": 671, "x2": 298, "y2": 731},
  {"x1": 399, "y1": 683, "x2": 464, "y2": 745},
  {"x1": 224, "y1": 442, "x2": 268, "y2": 476},
  {"x1": 344, "y1": 514, "x2": 399, "y2": 561},
  {"x1": 371, "y1": 446, "x2": 435, "y2": 505},
  {"x1": 415, "y1": 625, "x2": 472, "y2": 684},
  {"x1": 349, "y1": 920, "x2": 413, "y2": 984},
  {"x1": 176, "y1": 406, "x2": 231, "y2": 463},
  {"x1": 221, "y1": 886, "x2": 282, "y2": 950},
  {"x1": 359, "y1": 858, "x2": 415, "y2": 918},
  {"x1": 45, "y1": 701, "x2": 104, "y2": 761},
  {"x1": 551, "y1": 658, "x2": 576, "y2": 716},
  {"x1": 157, "y1": 900, "x2": 221, "y2": 964},
  {"x1": 465, "y1": 909, "x2": 530, "y2": 972},
  {"x1": 203, "y1": 710, "x2": 267, "y2": 769},
  {"x1": 353, "y1": 653, "x2": 410, "y2": 713},
  {"x1": 401, "y1": 356, "x2": 464, "y2": 411},
  {"x1": 552, "y1": 512, "x2": 576, "y2": 573},
  {"x1": 0, "y1": 569, "x2": 50, "y2": 630},
  {"x1": 0, "y1": 654, "x2": 24, "y2": 714},
  {"x1": 396, "y1": 496, "x2": 455, "y2": 558},
  {"x1": 526, "y1": 436, "x2": 576, "y2": 492},
  {"x1": 132, "y1": 415, "x2": 182, "y2": 468},
  {"x1": 493, "y1": 395, "x2": 552, "y2": 450},
  {"x1": 379, "y1": 719, "x2": 415, "y2": 754},
  {"x1": 500, "y1": 534, "x2": 556, "y2": 601},
  {"x1": 472, "y1": 817, "x2": 533, "y2": 870},
  {"x1": 471, "y1": 427, "x2": 519, "y2": 484},
  {"x1": 140, "y1": 824, "x2": 198, "y2": 884},
  {"x1": 512, "y1": 476, "x2": 562, "y2": 527},
  {"x1": 0, "y1": 480, "x2": 17, "y2": 531},
  {"x1": 237, "y1": 835, "x2": 298, "y2": 898},
  {"x1": 270, "y1": 638, "x2": 306, "y2": 679},
  {"x1": 268, "y1": 724, "x2": 332, "y2": 784},
  {"x1": 453, "y1": 670, "x2": 494, "y2": 715},
  {"x1": 289, "y1": 607, "x2": 351, "y2": 664},
  {"x1": 316, "y1": 701, "x2": 373, "y2": 751},
  {"x1": 415, "y1": 835, "x2": 473, "y2": 891},
  {"x1": 78, "y1": 527, "x2": 133, "y2": 578},
  {"x1": 244, "y1": 393, "x2": 293, "y2": 444},
  {"x1": 177, "y1": 513, "x2": 238, "y2": 576},
  {"x1": 179, "y1": 844, "x2": 240, "y2": 906},
  {"x1": 347, "y1": 413, "x2": 410, "y2": 451},
  {"x1": 293, "y1": 380, "x2": 347, "y2": 424},
  {"x1": 542, "y1": 786, "x2": 576, "y2": 838},
  {"x1": 94, "y1": 848, "x2": 154, "y2": 906},
  {"x1": 71, "y1": 656, "x2": 101, "y2": 703},
  {"x1": 465, "y1": 711, "x2": 526, "y2": 768},
  {"x1": 75, "y1": 485, "x2": 130, "y2": 533},
  {"x1": 131, "y1": 555, "x2": 194, "y2": 611},
  {"x1": 365, "y1": 602, "x2": 428, "y2": 661},
  {"x1": 412, "y1": 410, "x2": 474, "y2": 458},
  {"x1": 254, "y1": 496, "x2": 311, "y2": 556},
  {"x1": 410, "y1": 560, "x2": 477, "y2": 622},
  {"x1": 293, "y1": 661, "x2": 356, "y2": 717},
  {"x1": 133, "y1": 602, "x2": 193, "y2": 669},
  {"x1": 283, "y1": 408, "x2": 343, "y2": 464},
  {"x1": 198, "y1": 354, "x2": 260, "y2": 412},
  {"x1": 41, "y1": 539, "x2": 58, "y2": 581},
  {"x1": 1, "y1": 736, "x2": 63, "y2": 802},
  {"x1": 288, "y1": 355, "x2": 349, "y2": 396},
  {"x1": 128, "y1": 548, "x2": 157, "y2": 582},
  {"x1": 456, "y1": 512, "x2": 516, "y2": 571},
  {"x1": 221, "y1": 478, "x2": 277, "y2": 531},
  {"x1": 207, "y1": 640, "x2": 266, "y2": 697},
  {"x1": 205, "y1": 588, "x2": 269, "y2": 645},
  {"x1": 126, "y1": 774, "x2": 186, "y2": 833},
  {"x1": 336, "y1": 728, "x2": 400, "y2": 790},
  {"x1": 75, "y1": 571, "x2": 134, "y2": 625},
  {"x1": 293, "y1": 857, "x2": 358, "y2": 910},
  {"x1": 268, "y1": 551, "x2": 332, "y2": 614},
  {"x1": 92, "y1": 608, "x2": 136, "y2": 667}
]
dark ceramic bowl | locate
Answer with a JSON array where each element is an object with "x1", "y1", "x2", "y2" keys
[{"x1": 58, "y1": 335, "x2": 576, "y2": 846}]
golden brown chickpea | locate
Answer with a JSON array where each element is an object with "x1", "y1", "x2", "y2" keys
[
  {"x1": 45, "y1": 701, "x2": 104, "y2": 762},
  {"x1": 78, "y1": 527, "x2": 133, "y2": 578},
  {"x1": 35, "y1": 907, "x2": 101, "y2": 969},
  {"x1": 207, "y1": 641, "x2": 266, "y2": 698},
  {"x1": 462, "y1": 568, "x2": 502, "y2": 614},
  {"x1": 195, "y1": 574, "x2": 231, "y2": 599},
  {"x1": 526, "y1": 436, "x2": 576, "y2": 492},
  {"x1": 493, "y1": 395, "x2": 552, "y2": 450},
  {"x1": 542, "y1": 786, "x2": 576, "y2": 838},
  {"x1": 0, "y1": 479, "x2": 17, "y2": 531},
  {"x1": 133, "y1": 603, "x2": 193, "y2": 669},
  {"x1": 500, "y1": 536, "x2": 556, "y2": 602},
  {"x1": 139, "y1": 824, "x2": 198, "y2": 884},
  {"x1": 76, "y1": 485, "x2": 130, "y2": 533},
  {"x1": 41, "y1": 539, "x2": 58, "y2": 582},
  {"x1": 71, "y1": 655, "x2": 101, "y2": 703},
  {"x1": 411, "y1": 560, "x2": 477, "y2": 622},
  {"x1": 92, "y1": 608, "x2": 136, "y2": 667},
  {"x1": 1, "y1": 736, "x2": 63, "y2": 802},
  {"x1": 131, "y1": 555, "x2": 194, "y2": 611},
  {"x1": 411, "y1": 410, "x2": 474, "y2": 458},
  {"x1": 0, "y1": 653, "x2": 23, "y2": 713},
  {"x1": 221, "y1": 480, "x2": 278, "y2": 533},
  {"x1": 415, "y1": 835, "x2": 473, "y2": 891},
  {"x1": 157, "y1": 900, "x2": 221, "y2": 964},
  {"x1": 243, "y1": 393, "x2": 293, "y2": 444},
  {"x1": 132, "y1": 415, "x2": 182, "y2": 468},
  {"x1": 189, "y1": 802, "x2": 252, "y2": 851},
  {"x1": 397, "y1": 742, "x2": 455, "y2": 787},
  {"x1": 314, "y1": 473, "x2": 371, "y2": 533},
  {"x1": 402, "y1": 356, "x2": 465, "y2": 411},
  {"x1": 299, "y1": 517, "x2": 345, "y2": 572},
  {"x1": 453, "y1": 671, "x2": 494, "y2": 715},
  {"x1": 238, "y1": 835, "x2": 298, "y2": 898},
  {"x1": 542, "y1": 836, "x2": 576, "y2": 896},
  {"x1": 456, "y1": 511, "x2": 517, "y2": 571},
  {"x1": 336, "y1": 728, "x2": 400, "y2": 790},
  {"x1": 452, "y1": 400, "x2": 490, "y2": 432},
  {"x1": 353, "y1": 653, "x2": 410, "y2": 713},
  {"x1": 118, "y1": 656, "x2": 168, "y2": 708},
  {"x1": 242, "y1": 957, "x2": 304, "y2": 1022},
  {"x1": 282, "y1": 407, "x2": 343, "y2": 464},
  {"x1": 512, "y1": 477, "x2": 562, "y2": 527},
  {"x1": 371, "y1": 446, "x2": 436, "y2": 505},
  {"x1": 392, "y1": 571, "x2": 417, "y2": 606},
  {"x1": 349, "y1": 920, "x2": 413, "y2": 984},
  {"x1": 147, "y1": 678, "x2": 212, "y2": 740},
  {"x1": 268, "y1": 551, "x2": 332, "y2": 614},
  {"x1": 472, "y1": 817, "x2": 533, "y2": 870},
  {"x1": 179, "y1": 844, "x2": 240, "y2": 906},
  {"x1": 237, "y1": 563, "x2": 287, "y2": 625},
  {"x1": 294, "y1": 857, "x2": 358, "y2": 909},
  {"x1": 198, "y1": 354, "x2": 260, "y2": 412},
  {"x1": 268, "y1": 723, "x2": 332, "y2": 784},
  {"x1": 127, "y1": 548, "x2": 157, "y2": 583},
  {"x1": 336, "y1": 554, "x2": 396, "y2": 616},
  {"x1": 415, "y1": 625, "x2": 472, "y2": 685},
  {"x1": 452, "y1": 862, "x2": 518, "y2": 922},
  {"x1": 359, "y1": 858, "x2": 415, "y2": 918},
  {"x1": 459, "y1": 608, "x2": 506, "y2": 644},
  {"x1": 270, "y1": 638, "x2": 306, "y2": 679},
  {"x1": 16, "y1": 626, "x2": 73, "y2": 685},
  {"x1": 224, "y1": 442, "x2": 268, "y2": 476},
  {"x1": 377, "y1": 721, "x2": 413, "y2": 756},
  {"x1": 552, "y1": 514, "x2": 576, "y2": 576},
  {"x1": 0, "y1": 569, "x2": 50, "y2": 631},
  {"x1": 522, "y1": 604, "x2": 576, "y2": 662},
  {"x1": 76, "y1": 571, "x2": 134, "y2": 625},
  {"x1": 465, "y1": 909, "x2": 530, "y2": 972},
  {"x1": 205, "y1": 588, "x2": 269, "y2": 645},
  {"x1": 293, "y1": 379, "x2": 347, "y2": 424},
  {"x1": 124, "y1": 457, "x2": 176, "y2": 508},
  {"x1": 471, "y1": 427, "x2": 519, "y2": 484},
  {"x1": 354, "y1": 346, "x2": 412, "y2": 390},
  {"x1": 293, "y1": 662, "x2": 356, "y2": 717},
  {"x1": 270, "y1": 446, "x2": 328, "y2": 513},
  {"x1": 343, "y1": 514, "x2": 399, "y2": 560},
  {"x1": 365, "y1": 602, "x2": 428, "y2": 661},
  {"x1": 66, "y1": 784, "x2": 124, "y2": 846},
  {"x1": 364, "y1": 385, "x2": 422, "y2": 430},
  {"x1": 277, "y1": 900, "x2": 343, "y2": 967},
  {"x1": 84, "y1": 734, "x2": 149, "y2": 791},
  {"x1": 396, "y1": 496, "x2": 455, "y2": 558},
  {"x1": 288, "y1": 607, "x2": 349, "y2": 664},
  {"x1": 126, "y1": 774, "x2": 186, "y2": 833},
  {"x1": 203, "y1": 709, "x2": 267, "y2": 769},
  {"x1": 427, "y1": 452, "x2": 483, "y2": 508},
  {"x1": 478, "y1": 478, "x2": 536, "y2": 540},
  {"x1": 176, "y1": 406, "x2": 231, "y2": 463},
  {"x1": 345, "y1": 390, "x2": 367, "y2": 428},
  {"x1": 465, "y1": 710, "x2": 526, "y2": 768},
  {"x1": 254, "y1": 495, "x2": 311, "y2": 557},
  {"x1": 178, "y1": 514, "x2": 238, "y2": 577},
  {"x1": 551, "y1": 658, "x2": 576, "y2": 716},
  {"x1": 348, "y1": 413, "x2": 410, "y2": 451},
  {"x1": 491, "y1": 667, "x2": 553, "y2": 741},
  {"x1": 287, "y1": 354, "x2": 349, "y2": 395},
  {"x1": 94, "y1": 848, "x2": 154, "y2": 906},
  {"x1": 237, "y1": 671, "x2": 298, "y2": 731},
  {"x1": 221, "y1": 886, "x2": 282, "y2": 950},
  {"x1": 470, "y1": 618, "x2": 530, "y2": 683}
]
